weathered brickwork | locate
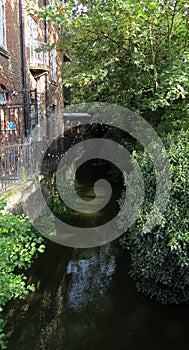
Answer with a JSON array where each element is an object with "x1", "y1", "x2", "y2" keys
[
  {"x1": 0, "y1": 0, "x2": 64, "y2": 143},
  {"x1": 0, "y1": 1, "x2": 22, "y2": 92}
]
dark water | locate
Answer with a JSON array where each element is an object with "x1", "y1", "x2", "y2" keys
[{"x1": 4, "y1": 179, "x2": 189, "y2": 350}]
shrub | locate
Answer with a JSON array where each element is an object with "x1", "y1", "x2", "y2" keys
[
  {"x1": 47, "y1": 175, "x2": 79, "y2": 217},
  {"x1": 118, "y1": 130, "x2": 189, "y2": 303},
  {"x1": 0, "y1": 200, "x2": 45, "y2": 348}
]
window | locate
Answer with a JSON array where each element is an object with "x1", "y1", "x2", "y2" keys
[
  {"x1": 29, "y1": 16, "x2": 49, "y2": 67},
  {"x1": 29, "y1": 16, "x2": 38, "y2": 66},
  {"x1": 0, "y1": 0, "x2": 6, "y2": 49},
  {"x1": 29, "y1": 16, "x2": 37, "y2": 41},
  {"x1": 51, "y1": 48, "x2": 57, "y2": 81},
  {"x1": 0, "y1": 84, "x2": 6, "y2": 105}
]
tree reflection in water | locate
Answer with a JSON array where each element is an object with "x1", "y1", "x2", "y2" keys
[{"x1": 66, "y1": 244, "x2": 116, "y2": 312}]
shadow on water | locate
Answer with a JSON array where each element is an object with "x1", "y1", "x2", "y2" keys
[{"x1": 4, "y1": 162, "x2": 189, "y2": 350}]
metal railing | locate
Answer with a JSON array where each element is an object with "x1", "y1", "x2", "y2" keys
[
  {"x1": 30, "y1": 40, "x2": 49, "y2": 67},
  {"x1": 0, "y1": 121, "x2": 88, "y2": 190},
  {"x1": 0, "y1": 142, "x2": 44, "y2": 190}
]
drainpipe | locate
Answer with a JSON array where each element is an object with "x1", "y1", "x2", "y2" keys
[
  {"x1": 19, "y1": 0, "x2": 29, "y2": 138},
  {"x1": 34, "y1": 87, "x2": 40, "y2": 141},
  {"x1": 44, "y1": 0, "x2": 50, "y2": 140}
]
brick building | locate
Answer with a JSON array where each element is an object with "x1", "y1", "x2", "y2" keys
[{"x1": 0, "y1": 0, "x2": 65, "y2": 145}]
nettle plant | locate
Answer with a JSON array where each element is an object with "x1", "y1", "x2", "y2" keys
[
  {"x1": 0, "y1": 200, "x2": 45, "y2": 349},
  {"x1": 119, "y1": 130, "x2": 189, "y2": 304}
]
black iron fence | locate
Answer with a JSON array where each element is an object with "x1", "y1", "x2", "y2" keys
[
  {"x1": 0, "y1": 133, "x2": 87, "y2": 190},
  {"x1": 0, "y1": 141, "x2": 45, "y2": 190},
  {"x1": 0, "y1": 111, "x2": 89, "y2": 190}
]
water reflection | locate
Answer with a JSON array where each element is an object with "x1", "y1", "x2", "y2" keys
[
  {"x1": 64, "y1": 244, "x2": 117, "y2": 350},
  {"x1": 5, "y1": 179, "x2": 189, "y2": 350},
  {"x1": 5, "y1": 240, "x2": 189, "y2": 350},
  {"x1": 66, "y1": 244, "x2": 116, "y2": 312}
]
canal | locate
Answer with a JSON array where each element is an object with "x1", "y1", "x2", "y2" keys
[{"x1": 4, "y1": 161, "x2": 189, "y2": 350}]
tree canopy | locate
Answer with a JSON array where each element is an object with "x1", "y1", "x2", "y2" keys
[{"x1": 30, "y1": 0, "x2": 189, "y2": 131}]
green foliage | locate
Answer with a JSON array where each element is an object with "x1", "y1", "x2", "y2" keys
[
  {"x1": 0, "y1": 318, "x2": 6, "y2": 349},
  {"x1": 47, "y1": 175, "x2": 78, "y2": 217},
  {"x1": 118, "y1": 130, "x2": 189, "y2": 303},
  {"x1": 29, "y1": 0, "x2": 189, "y2": 305},
  {"x1": 32, "y1": 0, "x2": 188, "y2": 128},
  {"x1": 21, "y1": 166, "x2": 27, "y2": 183},
  {"x1": 0, "y1": 200, "x2": 45, "y2": 348},
  {"x1": 28, "y1": 0, "x2": 189, "y2": 131}
]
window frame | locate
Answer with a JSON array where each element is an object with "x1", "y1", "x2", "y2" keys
[
  {"x1": 0, "y1": 84, "x2": 7, "y2": 105},
  {"x1": 0, "y1": 0, "x2": 7, "y2": 49},
  {"x1": 51, "y1": 47, "x2": 57, "y2": 82}
]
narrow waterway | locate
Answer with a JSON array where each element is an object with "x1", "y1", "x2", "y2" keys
[
  {"x1": 6, "y1": 239, "x2": 189, "y2": 350},
  {"x1": 4, "y1": 164, "x2": 189, "y2": 350}
]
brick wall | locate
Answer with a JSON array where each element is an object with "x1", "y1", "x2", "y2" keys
[
  {"x1": 0, "y1": 0, "x2": 64, "y2": 143},
  {"x1": 0, "y1": 1, "x2": 22, "y2": 93}
]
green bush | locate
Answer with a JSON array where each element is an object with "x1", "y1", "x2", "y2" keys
[
  {"x1": 47, "y1": 175, "x2": 79, "y2": 217},
  {"x1": 118, "y1": 130, "x2": 189, "y2": 303},
  {"x1": 0, "y1": 200, "x2": 45, "y2": 348}
]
